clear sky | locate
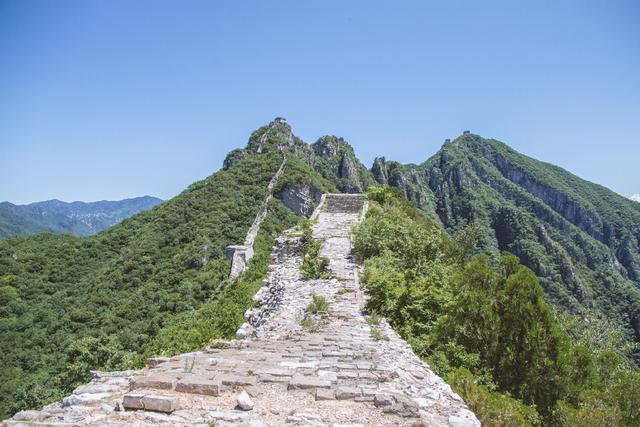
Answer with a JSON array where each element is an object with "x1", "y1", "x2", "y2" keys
[{"x1": 1, "y1": 0, "x2": 638, "y2": 204}]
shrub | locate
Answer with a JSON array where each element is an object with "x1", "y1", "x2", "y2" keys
[
  {"x1": 305, "y1": 294, "x2": 329, "y2": 314},
  {"x1": 300, "y1": 240, "x2": 331, "y2": 280}
]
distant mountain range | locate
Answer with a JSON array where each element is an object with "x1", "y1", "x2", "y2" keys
[
  {"x1": 0, "y1": 196, "x2": 163, "y2": 238},
  {"x1": 631, "y1": 194, "x2": 640, "y2": 203}
]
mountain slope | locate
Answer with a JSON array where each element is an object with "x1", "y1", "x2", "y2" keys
[
  {"x1": 3, "y1": 119, "x2": 639, "y2": 422},
  {"x1": 374, "y1": 133, "x2": 640, "y2": 350},
  {"x1": 0, "y1": 120, "x2": 348, "y2": 418},
  {"x1": 0, "y1": 196, "x2": 163, "y2": 238}
]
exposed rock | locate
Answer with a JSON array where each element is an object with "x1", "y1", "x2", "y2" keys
[
  {"x1": 236, "y1": 390, "x2": 254, "y2": 410},
  {"x1": 372, "y1": 157, "x2": 388, "y2": 185},
  {"x1": 310, "y1": 135, "x2": 372, "y2": 193},
  {"x1": 338, "y1": 153, "x2": 363, "y2": 193},
  {"x1": 223, "y1": 148, "x2": 249, "y2": 170},
  {"x1": 140, "y1": 395, "x2": 179, "y2": 413},
  {"x1": 276, "y1": 183, "x2": 323, "y2": 217},
  {"x1": 10, "y1": 411, "x2": 41, "y2": 421},
  {"x1": 175, "y1": 377, "x2": 220, "y2": 396}
]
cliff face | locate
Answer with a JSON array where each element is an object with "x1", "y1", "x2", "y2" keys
[{"x1": 374, "y1": 133, "x2": 640, "y2": 340}]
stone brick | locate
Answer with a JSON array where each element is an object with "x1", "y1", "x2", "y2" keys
[
  {"x1": 130, "y1": 375, "x2": 176, "y2": 391},
  {"x1": 141, "y1": 395, "x2": 179, "y2": 413},
  {"x1": 261, "y1": 368, "x2": 293, "y2": 377},
  {"x1": 357, "y1": 371, "x2": 377, "y2": 381},
  {"x1": 374, "y1": 393, "x2": 395, "y2": 407},
  {"x1": 337, "y1": 370, "x2": 357, "y2": 379},
  {"x1": 218, "y1": 374, "x2": 257, "y2": 387},
  {"x1": 287, "y1": 377, "x2": 332, "y2": 390},
  {"x1": 258, "y1": 373, "x2": 290, "y2": 383},
  {"x1": 122, "y1": 393, "x2": 145, "y2": 410},
  {"x1": 335, "y1": 386, "x2": 361, "y2": 400},
  {"x1": 175, "y1": 377, "x2": 220, "y2": 396},
  {"x1": 315, "y1": 388, "x2": 336, "y2": 400}
]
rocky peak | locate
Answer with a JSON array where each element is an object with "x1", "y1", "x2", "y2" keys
[
  {"x1": 223, "y1": 118, "x2": 301, "y2": 169},
  {"x1": 247, "y1": 117, "x2": 298, "y2": 154},
  {"x1": 310, "y1": 135, "x2": 373, "y2": 193},
  {"x1": 312, "y1": 135, "x2": 342, "y2": 157},
  {"x1": 371, "y1": 157, "x2": 388, "y2": 185}
]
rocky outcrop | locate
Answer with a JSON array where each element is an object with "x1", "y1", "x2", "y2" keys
[
  {"x1": 223, "y1": 148, "x2": 249, "y2": 170},
  {"x1": 275, "y1": 183, "x2": 323, "y2": 218},
  {"x1": 310, "y1": 135, "x2": 374, "y2": 193},
  {"x1": 494, "y1": 153, "x2": 605, "y2": 242},
  {"x1": 371, "y1": 157, "x2": 388, "y2": 185},
  {"x1": 338, "y1": 153, "x2": 362, "y2": 193}
]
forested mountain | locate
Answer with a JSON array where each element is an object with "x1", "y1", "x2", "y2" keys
[
  {"x1": 1, "y1": 119, "x2": 639, "y2": 425},
  {"x1": 0, "y1": 196, "x2": 163, "y2": 239},
  {"x1": 0, "y1": 119, "x2": 354, "y2": 418},
  {"x1": 374, "y1": 133, "x2": 640, "y2": 356}
]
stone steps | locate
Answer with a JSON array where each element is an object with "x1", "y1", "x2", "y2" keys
[
  {"x1": 322, "y1": 194, "x2": 367, "y2": 213},
  {"x1": 3, "y1": 194, "x2": 479, "y2": 427}
]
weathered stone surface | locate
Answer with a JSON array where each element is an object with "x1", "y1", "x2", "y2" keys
[
  {"x1": 287, "y1": 376, "x2": 332, "y2": 390},
  {"x1": 10, "y1": 410, "x2": 41, "y2": 421},
  {"x1": 147, "y1": 357, "x2": 170, "y2": 368},
  {"x1": 130, "y1": 375, "x2": 176, "y2": 390},
  {"x1": 336, "y1": 386, "x2": 361, "y2": 400},
  {"x1": 218, "y1": 374, "x2": 257, "y2": 387},
  {"x1": 276, "y1": 183, "x2": 322, "y2": 217},
  {"x1": 175, "y1": 377, "x2": 220, "y2": 395},
  {"x1": 3, "y1": 194, "x2": 479, "y2": 427},
  {"x1": 315, "y1": 388, "x2": 336, "y2": 401},
  {"x1": 73, "y1": 383, "x2": 119, "y2": 394},
  {"x1": 374, "y1": 393, "x2": 395, "y2": 407},
  {"x1": 236, "y1": 390, "x2": 254, "y2": 410},
  {"x1": 122, "y1": 393, "x2": 145, "y2": 410},
  {"x1": 140, "y1": 395, "x2": 179, "y2": 413}
]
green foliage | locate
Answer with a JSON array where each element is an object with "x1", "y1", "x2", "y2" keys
[
  {"x1": 0, "y1": 151, "x2": 299, "y2": 418},
  {"x1": 354, "y1": 185, "x2": 640, "y2": 426},
  {"x1": 448, "y1": 367, "x2": 541, "y2": 427},
  {"x1": 300, "y1": 239, "x2": 331, "y2": 280},
  {"x1": 380, "y1": 133, "x2": 640, "y2": 359},
  {"x1": 141, "y1": 202, "x2": 298, "y2": 357},
  {"x1": 437, "y1": 254, "x2": 570, "y2": 415},
  {"x1": 305, "y1": 294, "x2": 330, "y2": 314}
]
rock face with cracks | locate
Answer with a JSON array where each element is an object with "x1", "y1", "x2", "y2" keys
[{"x1": 2, "y1": 194, "x2": 478, "y2": 427}]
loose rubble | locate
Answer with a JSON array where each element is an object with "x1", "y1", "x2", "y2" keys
[{"x1": 2, "y1": 194, "x2": 479, "y2": 426}]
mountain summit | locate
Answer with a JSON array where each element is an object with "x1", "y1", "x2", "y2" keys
[{"x1": 374, "y1": 132, "x2": 640, "y2": 341}]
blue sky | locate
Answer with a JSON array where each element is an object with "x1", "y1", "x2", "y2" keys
[{"x1": 1, "y1": 0, "x2": 638, "y2": 204}]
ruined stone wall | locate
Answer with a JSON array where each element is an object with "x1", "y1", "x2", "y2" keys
[{"x1": 3, "y1": 194, "x2": 479, "y2": 427}]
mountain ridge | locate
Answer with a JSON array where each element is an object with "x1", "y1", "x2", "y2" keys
[
  {"x1": 372, "y1": 132, "x2": 640, "y2": 346},
  {"x1": 0, "y1": 196, "x2": 163, "y2": 239},
  {"x1": 2, "y1": 118, "x2": 639, "y2": 424}
]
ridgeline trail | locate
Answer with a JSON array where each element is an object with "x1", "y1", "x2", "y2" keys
[{"x1": 3, "y1": 194, "x2": 478, "y2": 427}]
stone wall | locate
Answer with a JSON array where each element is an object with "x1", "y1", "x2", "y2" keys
[{"x1": 227, "y1": 153, "x2": 287, "y2": 279}]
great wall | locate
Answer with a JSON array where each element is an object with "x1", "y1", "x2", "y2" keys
[{"x1": 3, "y1": 194, "x2": 478, "y2": 426}]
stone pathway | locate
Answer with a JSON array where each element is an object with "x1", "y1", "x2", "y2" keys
[{"x1": 3, "y1": 194, "x2": 479, "y2": 427}]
